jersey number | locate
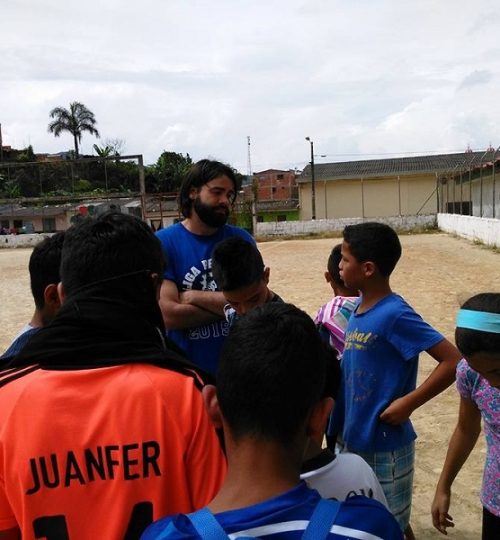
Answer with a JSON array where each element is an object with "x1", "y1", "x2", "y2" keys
[{"x1": 33, "y1": 502, "x2": 153, "y2": 540}]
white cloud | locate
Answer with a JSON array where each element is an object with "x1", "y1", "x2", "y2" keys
[{"x1": 1, "y1": 0, "x2": 500, "y2": 171}]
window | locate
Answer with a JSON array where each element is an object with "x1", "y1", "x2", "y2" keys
[
  {"x1": 277, "y1": 174, "x2": 284, "y2": 180},
  {"x1": 277, "y1": 215, "x2": 287, "y2": 222},
  {"x1": 446, "y1": 201, "x2": 471, "y2": 215},
  {"x1": 272, "y1": 187, "x2": 276, "y2": 193},
  {"x1": 13, "y1": 220, "x2": 23, "y2": 230},
  {"x1": 42, "y1": 218, "x2": 56, "y2": 232},
  {"x1": 257, "y1": 215, "x2": 264, "y2": 223},
  {"x1": 1, "y1": 220, "x2": 9, "y2": 229},
  {"x1": 128, "y1": 207, "x2": 142, "y2": 218}
]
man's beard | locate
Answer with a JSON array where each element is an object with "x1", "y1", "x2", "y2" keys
[{"x1": 193, "y1": 198, "x2": 229, "y2": 228}]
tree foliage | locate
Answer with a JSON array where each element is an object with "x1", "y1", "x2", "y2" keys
[
  {"x1": 48, "y1": 102, "x2": 100, "y2": 158},
  {"x1": 147, "y1": 151, "x2": 193, "y2": 193}
]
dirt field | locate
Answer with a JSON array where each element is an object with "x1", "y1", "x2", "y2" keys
[{"x1": 1, "y1": 232, "x2": 499, "y2": 538}]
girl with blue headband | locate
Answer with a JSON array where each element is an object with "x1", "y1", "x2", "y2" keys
[{"x1": 432, "y1": 293, "x2": 500, "y2": 539}]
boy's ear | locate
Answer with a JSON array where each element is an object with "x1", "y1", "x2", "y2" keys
[
  {"x1": 263, "y1": 266, "x2": 270, "y2": 284},
  {"x1": 307, "y1": 397, "x2": 334, "y2": 442},
  {"x1": 150, "y1": 272, "x2": 163, "y2": 300},
  {"x1": 56, "y1": 282, "x2": 66, "y2": 305},
  {"x1": 363, "y1": 261, "x2": 376, "y2": 278},
  {"x1": 202, "y1": 385, "x2": 223, "y2": 429},
  {"x1": 44, "y1": 283, "x2": 61, "y2": 309},
  {"x1": 324, "y1": 271, "x2": 332, "y2": 284}
]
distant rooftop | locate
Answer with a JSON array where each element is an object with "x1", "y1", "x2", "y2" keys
[{"x1": 299, "y1": 151, "x2": 497, "y2": 182}]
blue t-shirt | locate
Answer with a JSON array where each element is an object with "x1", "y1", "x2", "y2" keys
[
  {"x1": 156, "y1": 222, "x2": 254, "y2": 375},
  {"x1": 330, "y1": 293, "x2": 444, "y2": 452},
  {"x1": 0, "y1": 326, "x2": 40, "y2": 363},
  {"x1": 141, "y1": 482, "x2": 402, "y2": 539}
]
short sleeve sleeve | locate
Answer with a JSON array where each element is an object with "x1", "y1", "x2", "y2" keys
[
  {"x1": 456, "y1": 358, "x2": 474, "y2": 400},
  {"x1": 387, "y1": 304, "x2": 444, "y2": 361}
]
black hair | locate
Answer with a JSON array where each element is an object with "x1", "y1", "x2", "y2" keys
[
  {"x1": 455, "y1": 293, "x2": 500, "y2": 357},
  {"x1": 178, "y1": 159, "x2": 238, "y2": 218},
  {"x1": 217, "y1": 302, "x2": 328, "y2": 446},
  {"x1": 212, "y1": 237, "x2": 264, "y2": 291},
  {"x1": 343, "y1": 222, "x2": 402, "y2": 276},
  {"x1": 60, "y1": 212, "x2": 165, "y2": 298},
  {"x1": 29, "y1": 232, "x2": 65, "y2": 309},
  {"x1": 327, "y1": 244, "x2": 344, "y2": 287}
]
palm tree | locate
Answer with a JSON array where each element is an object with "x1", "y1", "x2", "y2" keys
[{"x1": 48, "y1": 102, "x2": 100, "y2": 158}]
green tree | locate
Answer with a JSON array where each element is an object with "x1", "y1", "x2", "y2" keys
[
  {"x1": 93, "y1": 143, "x2": 114, "y2": 158},
  {"x1": 153, "y1": 151, "x2": 193, "y2": 193},
  {"x1": 48, "y1": 102, "x2": 100, "y2": 158},
  {"x1": 93, "y1": 138, "x2": 124, "y2": 157}
]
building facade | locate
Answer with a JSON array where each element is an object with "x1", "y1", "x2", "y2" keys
[{"x1": 298, "y1": 151, "x2": 495, "y2": 220}]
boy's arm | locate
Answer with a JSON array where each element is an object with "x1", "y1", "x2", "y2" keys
[
  {"x1": 159, "y1": 280, "x2": 224, "y2": 329},
  {"x1": 380, "y1": 339, "x2": 461, "y2": 424},
  {"x1": 431, "y1": 396, "x2": 481, "y2": 535}
]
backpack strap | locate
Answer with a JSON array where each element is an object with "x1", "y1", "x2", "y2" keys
[
  {"x1": 186, "y1": 507, "x2": 230, "y2": 540},
  {"x1": 301, "y1": 499, "x2": 341, "y2": 540}
]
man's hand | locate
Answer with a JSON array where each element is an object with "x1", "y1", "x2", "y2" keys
[
  {"x1": 379, "y1": 396, "x2": 414, "y2": 425},
  {"x1": 431, "y1": 489, "x2": 454, "y2": 535}
]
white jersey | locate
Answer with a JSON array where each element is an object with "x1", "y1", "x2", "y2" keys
[{"x1": 301, "y1": 450, "x2": 388, "y2": 507}]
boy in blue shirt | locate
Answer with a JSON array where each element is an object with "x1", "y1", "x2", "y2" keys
[
  {"x1": 330, "y1": 222, "x2": 461, "y2": 538},
  {"x1": 142, "y1": 303, "x2": 402, "y2": 539}
]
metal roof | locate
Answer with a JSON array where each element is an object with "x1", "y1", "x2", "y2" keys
[
  {"x1": 0, "y1": 205, "x2": 72, "y2": 217},
  {"x1": 299, "y1": 151, "x2": 495, "y2": 182}
]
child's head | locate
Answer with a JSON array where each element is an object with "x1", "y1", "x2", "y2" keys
[
  {"x1": 341, "y1": 222, "x2": 401, "y2": 289},
  {"x1": 455, "y1": 293, "x2": 500, "y2": 388},
  {"x1": 212, "y1": 237, "x2": 270, "y2": 315},
  {"x1": 212, "y1": 302, "x2": 332, "y2": 456},
  {"x1": 29, "y1": 232, "x2": 65, "y2": 324},
  {"x1": 325, "y1": 243, "x2": 358, "y2": 296}
]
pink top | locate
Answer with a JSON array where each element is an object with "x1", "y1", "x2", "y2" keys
[
  {"x1": 314, "y1": 296, "x2": 358, "y2": 356},
  {"x1": 456, "y1": 359, "x2": 500, "y2": 516}
]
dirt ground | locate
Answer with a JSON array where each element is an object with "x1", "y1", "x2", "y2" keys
[{"x1": 1, "y1": 232, "x2": 499, "y2": 538}]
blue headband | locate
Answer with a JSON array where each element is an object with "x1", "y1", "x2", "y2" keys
[{"x1": 456, "y1": 309, "x2": 500, "y2": 334}]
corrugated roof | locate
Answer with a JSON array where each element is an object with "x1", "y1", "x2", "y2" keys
[
  {"x1": 299, "y1": 151, "x2": 495, "y2": 182},
  {"x1": 0, "y1": 205, "x2": 71, "y2": 217}
]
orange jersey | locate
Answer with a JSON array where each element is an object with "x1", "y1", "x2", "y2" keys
[{"x1": 0, "y1": 364, "x2": 226, "y2": 539}]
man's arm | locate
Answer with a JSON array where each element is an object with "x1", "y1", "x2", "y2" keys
[
  {"x1": 431, "y1": 396, "x2": 481, "y2": 534},
  {"x1": 159, "y1": 280, "x2": 225, "y2": 329},
  {"x1": 180, "y1": 289, "x2": 227, "y2": 317},
  {"x1": 380, "y1": 339, "x2": 461, "y2": 424}
]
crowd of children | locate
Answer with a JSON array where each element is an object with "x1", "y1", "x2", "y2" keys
[{"x1": 0, "y1": 159, "x2": 498, "y2": 539}]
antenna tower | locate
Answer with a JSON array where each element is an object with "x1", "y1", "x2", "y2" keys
[{"x1": 247, "y1": 136, "x2": 252, "y2": 181}]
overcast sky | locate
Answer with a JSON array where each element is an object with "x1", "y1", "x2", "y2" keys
[{"x1": 2, "y1": 0, "x2": 500, "y2": 172}]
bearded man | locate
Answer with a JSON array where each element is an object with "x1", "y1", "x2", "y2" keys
[{"x1": 157, "y1": 159, "x2": 254, "y2": 375}]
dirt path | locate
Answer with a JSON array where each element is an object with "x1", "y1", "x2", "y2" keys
[
  {"x1": 1, "y1": 233, "x2": 499, "y2": 538},
  {"x1": 259, "y1": 233, "x2": 499, "y2": 539}
]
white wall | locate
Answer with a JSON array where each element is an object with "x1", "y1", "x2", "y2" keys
[
  {"x1": 437, "y1": 213, "x2": 500, "y2": 248},
  {"x1": 0, "y1": 233, "x2": 53, "y2": 248},
  {"x1": 255, "y1": 214, "x2": 436, "y2": 237}
]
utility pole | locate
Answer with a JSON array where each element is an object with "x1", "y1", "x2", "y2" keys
[
  {"x1": 305, "y1": 137, "x2": 316, "y2": 219},
  {"x1": 247, "y1": 136, "x2": 257, "y2": 232},
  {"x1": 0, "y1": 123, "x2": 3, "y2": 162}
]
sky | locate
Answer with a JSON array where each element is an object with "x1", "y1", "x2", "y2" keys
[{"x1": 2, "y1": 0, "x2": 500, "y2": 172}]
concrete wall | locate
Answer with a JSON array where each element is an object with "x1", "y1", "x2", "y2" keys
[
  {"x1": 0, "y1": 233, "x2": 54, "y2": 248},
  {"x1": 437, "y1": 213, "x2": 500, "y2": 248},
  {"x1": 256, "y1": 214, "x2": 436, "y2": 237}
]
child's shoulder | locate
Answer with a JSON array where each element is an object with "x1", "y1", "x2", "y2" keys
[{"x1": 361, "y1": 293, "x2": 415, "y2": 320}]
